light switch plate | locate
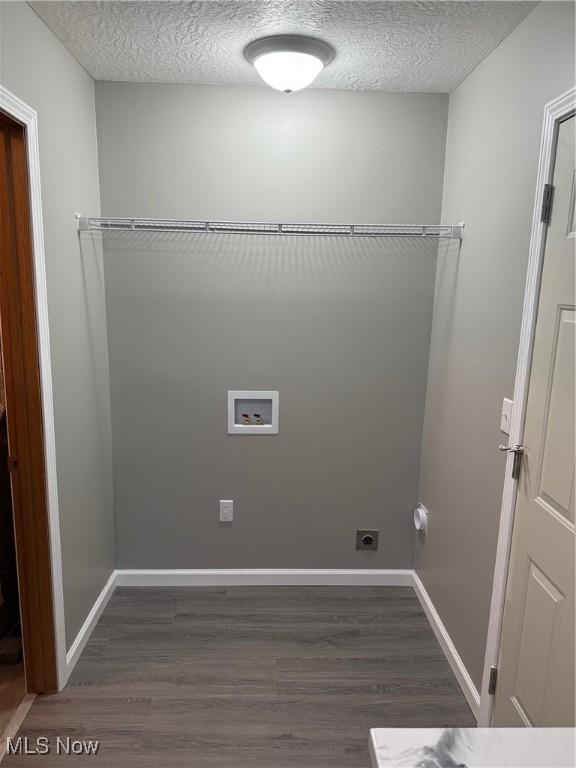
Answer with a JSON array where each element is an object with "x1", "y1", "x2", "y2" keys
[{"x1": 500, "y1": 397, "x2": 513, "y2": 435}]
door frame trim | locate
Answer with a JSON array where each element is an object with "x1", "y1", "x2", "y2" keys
[
  {"x1": 479, "y1": 86, "x2": 576, "y2": 726},
  {"x1": 0, "y1": 85, "x2": 66, "y2": 690}
]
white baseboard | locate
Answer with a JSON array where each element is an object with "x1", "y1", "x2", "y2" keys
[
  {"x1": 115, "y1": 568, "x2": 414, "y2": 587},
  {"x1": 64, "y1": 570, "x2": 117, "y2": 682},
  {"x1": 412, "y1": 572, "x2": 480, "y2": 719}
]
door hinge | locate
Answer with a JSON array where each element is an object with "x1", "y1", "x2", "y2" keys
[
  {"x1": 6, "y1": 456, "x2": 18, "y2": 472},
  {"x1": 541, "y1": 183, "x2": 554, "y2": 224},
  {"x1": 488, "y1": 665, "x2": 498, "y2": 695}
]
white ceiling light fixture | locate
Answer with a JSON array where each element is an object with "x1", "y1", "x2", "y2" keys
[{"x1": 244, "y1": 35, "x2": 334, "y2": 93}]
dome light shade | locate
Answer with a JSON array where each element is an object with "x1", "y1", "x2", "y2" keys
[
  {"x1": 244, "y1": 35, "x2": 334, "y2": 93},
  {"x1": 253, "y1": 51, "x2": 323, "y2": 93}
]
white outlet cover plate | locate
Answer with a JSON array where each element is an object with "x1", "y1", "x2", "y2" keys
[
  {"x1": 219, "y1": 500, "x2": 233, "y2": 523},
  {"x1": 500, "y1": 397, "x2": 513, "y2": 435}
]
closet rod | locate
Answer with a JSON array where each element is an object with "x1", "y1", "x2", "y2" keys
[{"x1": 76, "y1": 216, "x2": 464, "y2": 240}]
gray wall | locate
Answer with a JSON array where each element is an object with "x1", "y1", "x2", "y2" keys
[
  {"x1": 95, "y1": 84, "x2": 449, "y2": 568},
  {"x1": 0, "y1": 2, "x2": 115, "y2": 647},
  {"x1": 416, "y1": 1, "x2": 575, "y2": 690},
  {"x1": 96, "y1": 84, "x2": 447, "y2": 224}
]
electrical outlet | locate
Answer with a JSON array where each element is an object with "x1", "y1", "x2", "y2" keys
[
  {"x1": 219, "y1": 499, "x2": 233, "y2": 523},
  {"x1": 356, "y1": 529, "x2": 379, "y2": 550}
]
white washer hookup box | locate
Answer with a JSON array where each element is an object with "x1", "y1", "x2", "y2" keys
[{"x1": 227, "y1": 391, "x2": 279, "y2": 435}]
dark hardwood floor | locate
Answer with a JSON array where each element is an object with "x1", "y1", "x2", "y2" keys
[{"x1": 5, "y1": 587, "x2": 474, "y2": 767}]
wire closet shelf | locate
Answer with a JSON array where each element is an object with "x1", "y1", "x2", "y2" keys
[{"x1": 76, "y1": 216, "x2": 465, "y2": 240}]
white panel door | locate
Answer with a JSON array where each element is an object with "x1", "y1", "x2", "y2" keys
[{"x1": 493, "y1": 115, "x2": 575, "y2": 726}]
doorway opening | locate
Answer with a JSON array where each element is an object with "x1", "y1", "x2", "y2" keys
[
  {"x1": 479, "y1": 88, "x2": 576, "y2": 726},
  {"x1": 0, "y1": 109, "x2": 59, "y2": 729},
  {"x1": 0, "y1": 356, "x2": 24, "y2": 732}
]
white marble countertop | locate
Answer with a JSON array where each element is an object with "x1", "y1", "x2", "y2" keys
[{"x1": 369, "y1": 727, "x2": 575, "y2": 768}]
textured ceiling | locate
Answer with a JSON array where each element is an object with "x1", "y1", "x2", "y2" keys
[{"x1": 29, "y1": 1, "x2": 536, "y2": 93}]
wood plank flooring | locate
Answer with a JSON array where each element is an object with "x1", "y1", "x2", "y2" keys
[
  {"x1": 0, "y1": 661, "x2": 25, "y2": 737},
  {"x1": 4, "y1": 587, "x2": 474, "y2": 767}
]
